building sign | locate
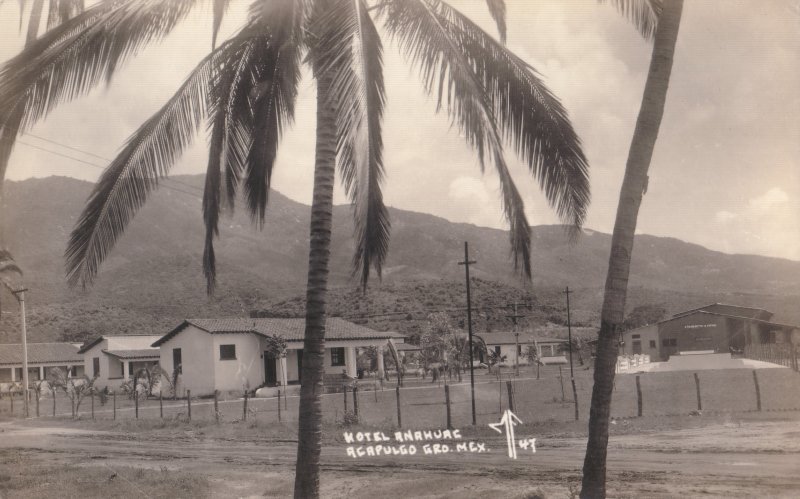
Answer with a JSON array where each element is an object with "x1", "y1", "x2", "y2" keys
[{"x1": 684, "y1": 324, "x2": 716, "y2": 329}]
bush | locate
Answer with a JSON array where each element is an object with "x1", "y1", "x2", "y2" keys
[{"x1": 340, "y1": 410, "x2": 359, "y2": 426}]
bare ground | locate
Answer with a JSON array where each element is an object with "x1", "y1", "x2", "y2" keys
[{"x1": 1, "y1": 412, "x2": 799, "y2": 498}]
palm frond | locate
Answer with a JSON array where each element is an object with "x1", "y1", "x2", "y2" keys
[
  {"x1": 211, "y1": 0, "x2": 231, "y2": 49},
  {"x1": 0, "y1": 0, "x2": 204, "y2": 133},
  {"x1": 47, "y1": 0, "x2": 85, "y2": 30},
  {"x1": 311, "y1": 0, "x2": 389, "y2": 289},
  {"x1": 429, "y1": 1, "x2": 590, "y2": 231},
  {"x1": 65, "y1": 37, "x2": 244, "y2": 289},
  {"x1": 485, "y1": 0, "x2": 506, "y2": 44},
  {"x1": 241, "y1": 7, "x2": 303, "y2": 226},
  {"x1": 599, "y1": 0, "x2": 662, "y2": 40},
  {"x1": 379, "y1": 0, "x2": 532, "y2": 277}
]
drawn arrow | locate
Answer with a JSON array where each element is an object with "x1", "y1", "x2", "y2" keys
[{"x1": 489, "y1": 409, "x2": 523, "y2": 459}]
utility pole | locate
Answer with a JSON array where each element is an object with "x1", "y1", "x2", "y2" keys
[
  {"x1": 458, "y1": 242, "x2": 477, "y2": 426},
  {"x1": 12, "y1": 288, "x2": 29, "y2": 418},
  {"x1": 507, "y1": 303, "x2": 525, "y2": 377},
  {"x1": 563, "y1": 286, "x2": 579, "y2": 420}
]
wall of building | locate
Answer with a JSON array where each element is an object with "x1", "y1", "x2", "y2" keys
[
  {"x1": 82, "y1": 341, "x2": 113, "y2": 388},
  {"x1": 621, "y1": 325, "x2": 659, "y2": 358},
  {"x1": 158, "y1": 326, "x2": 215, "y2": 397},
  {"x1": 658, "y1": 312, "x2": 730, "y2": 359},
  {"x1": 212, "y1": 333, "x2": 263, "y2": 393}
]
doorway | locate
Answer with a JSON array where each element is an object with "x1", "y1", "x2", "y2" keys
[
  {"x1": 264, "y1": 355, "x2": 277, "y2": 386},
  {"x1": 632, "y1": 340, "x2": 642, "y2": 355}
]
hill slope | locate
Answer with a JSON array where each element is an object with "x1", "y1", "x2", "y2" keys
[{"x1": 1, "y1": 175, "x2": 798, "y2": 343}]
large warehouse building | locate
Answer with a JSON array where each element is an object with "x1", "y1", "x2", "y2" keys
[{"x1": 620, "y1": 304, "x2": 800, "y2": 361}]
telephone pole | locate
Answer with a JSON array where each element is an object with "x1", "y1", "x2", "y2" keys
[
  {"x1": 458, "y1": 242, "x2": 477, "y2": 426},
  {"x1": 12, "y1": 288, "x2": 29, "y2": 417},
  {"x1": 507, "y1": 303, "x2": 525, "y2": 377},
  {"x1": 563, "y1": 286, "x2": 579, "y2": 420}
]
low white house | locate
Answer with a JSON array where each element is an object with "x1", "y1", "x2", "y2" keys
[
  {"x1": 478, "y1": 332, "x2": 568, "y2": 366},
  {"x1": 77, "y1": 334, "x2": 161, "y2": 390},
  {"x1": 152, "y1": 318, "x2": 405, "y2": 396},
  {"x1": 0, "y1": 343, "x2": 84, "y2": 389}
]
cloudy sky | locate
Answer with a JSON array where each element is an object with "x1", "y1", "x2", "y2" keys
[{"x1": 1, "y1": 0, "x2": 798, "y2": 260}]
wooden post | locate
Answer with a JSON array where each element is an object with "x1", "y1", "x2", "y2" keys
[
  {"x1": 343, "y1": 384, "x2": 348, "y2": 413},
  {"x1": 91, "y1": 391, "x2": 95, "y2": 420},
  {"x1": 693, "y1": 373, "x2": 702, "y2": 411},
  {"x1": 506, "y1": 381, "x2": 514, "y2": 413},
  {"x1": 187, "y1": 390, "x2": 191, "y2": 420},
  {"x1": 243, "y1": 391, "x2": 249, "y2": 421},
  {"x1": 35, "y1": 392, "x2": 39, "y2": 417},
  {"x1": 134, "y1": 392, "x2": 139, "y2": 419},
  {"x1": 9, "y1": 391, "x2": 12, "y2": 414},
  {"x1": 752, "y1": 370, "x2": 761, "y2": 411},
  {"x1": 571, "y1": 378, "x2": 579, "y2": 421},
  {"x1": 445, "y1": 384, "x2": 452, "y2": 430},
  {"x1": 374, "y1": 384, "x2": 378, "y2": 403},
  {"x1": 353, "y1": 386, "x2": 359, "y2": 419},
  {"x1": 113, "y1": 392, "x2": 116, "y2": 420},
  {"x1": 395, "y1": 386, "x2": 402, "y2": 428},
  {"x1": 284, "y1": 388, "x2": 287, "y2": 410},
  {"x1": 214, "y1": 390, "x2": 219, "y2": 423},
  {"x1": 559, "y1": 365, "x2": 565, "y2": 402},
  {"x1": 159, "y1": 392, "x2": 163, "y2": 419},
  {"x1": 635, "y1": 375, "x2": 643, "y2": 417},
  {"x1": 52, "y1": 389, "x2": 56, "y2": 417},
  {"x1": 278, "y1": 390, "x2": 282, "y2": 422}
]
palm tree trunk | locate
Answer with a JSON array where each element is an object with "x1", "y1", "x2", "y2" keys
[
  {"x1": 293, "y1": 74, "x2": 337, "y2": 499},
  {"x1": 580, "y1": 2, "x2": 683, "y2": 498}
]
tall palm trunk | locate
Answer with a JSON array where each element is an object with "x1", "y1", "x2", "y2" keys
[
  {"x1": 293, "y1": 74, "x2": 337, "y2": 499},
  {"x1": 580, "y1": 2, "x2": 683, "y2": 497},
  {"x1": 0, "y1": 0, "x2": 44, "y2": 245}
]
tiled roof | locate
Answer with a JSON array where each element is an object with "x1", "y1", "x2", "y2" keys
[
  {"x1": 103, "y1": 349, "x2": 160, "y2": 360},
  {"x1": 0, "y1": 343, "x2": 82, "y2": 366},
  {"x1": 477, "y1": 332, "x2": 567, "y2": 345},
  {"x1": 154, "y1": 317, "x2": 404, "y2": 346}
]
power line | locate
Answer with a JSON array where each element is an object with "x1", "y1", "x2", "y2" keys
[{"x1": 16, "y1": 137, "x2": 205, "y2": 198}]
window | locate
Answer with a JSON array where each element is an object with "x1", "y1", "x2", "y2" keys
[
  {"x1": 494, "y1": 346, "x2": 501, "y2": 355},
  {"x1": 93, "y1": 357, "x2": 100, "y2": 377},
  {"x1": 173, "y1": 348, "x2": 183, "y2": 374},
  {"x1": 330, "y1": 347, "x2": 345, "y2": 367},
  {"x1": 517, "y1": 345, "x2": 522, "y2": 355},
  {"x1": 632, "y1": 334, "x2": 641, "y2": 339},
  {"x1": 219, "y1": 344, "x2": 236, "y2": 360},
  {"x1": 662, "y1": 338, "x2": 677, "y2": 347},
  {"x1": 649, "y1": 340, "x2": 656, "y2": 348}
]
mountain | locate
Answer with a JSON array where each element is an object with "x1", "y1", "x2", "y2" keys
[{"x1": 1, "y1": 175, "x2": 798, "y2": 344}]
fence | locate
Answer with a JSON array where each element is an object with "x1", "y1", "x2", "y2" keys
[
  {"x1": 1, "y1": 365, "x2": 799, "y2": 426},
  {"x1": 745, "y1": 343, "x2": 799, "y2": 371},
  {"x1": 616, "y1": 354, "x2": 651, "y2": 373}
]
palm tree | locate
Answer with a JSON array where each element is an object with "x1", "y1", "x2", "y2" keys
[
  {"x1": 581, "y1": 1, "x2": 684, "y2": 497},
  {"x1": 0, "y1": 0, "x2": 84, "y2": 244},
  {"x1": 0, "y1": 1, "x2": 591, "y2": 496}
]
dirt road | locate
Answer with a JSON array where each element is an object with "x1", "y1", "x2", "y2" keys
[{"x1": 1, "y1": 416, "x2": 799, "y2": 498}]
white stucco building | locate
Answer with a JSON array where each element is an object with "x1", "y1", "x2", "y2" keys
[
  {"x1": 478, "y1": 332, "x2": 568, "y2": 366},
  {"x1": 152, "y1": 318, "x2": 405, "y2": 396},
  {"x1": 0, "y1": 343, "x2": 84, "y2": 389},
  {"x1": 77, "y1": 334, "x2": 161, "y2": 390}
]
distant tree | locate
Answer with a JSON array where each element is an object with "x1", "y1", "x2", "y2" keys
[
  {"x1": 558, "y1": 337, "x2": 586, "y2": 366},
  {"x1": 622, "y1": 304, "x2": 667, "y2": 331}
]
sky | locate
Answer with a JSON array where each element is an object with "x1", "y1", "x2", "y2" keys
[{"x1": 0, "y1": 0, "x2": 798, "y2": 261}]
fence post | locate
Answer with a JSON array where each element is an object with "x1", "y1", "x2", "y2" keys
[
  {"x1": 506, "y1": 381, "x2": 514, "y2": 413},
  {"x1": 35, "y1": 393, "x2": 40, "y2": 418},
  {"x1": 187, "y1": 390, "x2": 192, "y2": 420},
  {"x1": 396, "y1": 386, "x2": 402, "y2": 428},
  {"x1": 52, "y1": 389, "x2": 56, "y2": 417},
  {"x1": 91, "y1": 392, "x2": 95, "y2": 420},
  {"x1": 559, "y1": 366, "x2": 565, "y2": 402},
  {"x1": 752, "y1": 370, "x2": 761, "y2": 411},
  {"x1": 343, "y1": 384, "x2": 348, "y2": 413},
  {"x1": 214, "y1": 390, "x2": 219, "y2": 423},
  {"x1": 571, "y1": 378, "x2": 579, "y2": 421},
  {"x1": 445, "y1": 384, "x2": 452, "y2": 430},
  {"x1": 159, "y1": 391, "x2": 163, "y2": 419},
  {"x1": 9, "y1": 391, "x2": 12, "y2": 415},
  {"x1": 113, "y1": 392, "x2": 116, "y2": 420},
  {"x1": 134, "y1": 392, "x2": 139, "y2": 419},
  {"x1": 243, "y1": 391, "x2": 249, "y2": 422},
  {"x1": 635, "y1": 375, "x2": 643, "y2": 417},
  {"x1": 353, "y1": 386, "x2": 359, "y2": 419},
  {"x1": 693, "y1": 373, "x2": 702, "y2": 411},
  {"x1": 278, "y1": 390, "x2": 282, "y2": 422}
]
